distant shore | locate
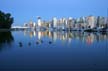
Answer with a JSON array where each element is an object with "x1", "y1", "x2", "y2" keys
[{"x1": 0, "y1": 27, "x2": 108, "y2": 33}]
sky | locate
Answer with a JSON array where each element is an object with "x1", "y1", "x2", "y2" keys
[{"x1": 0, "y1": 0, "x2": 108, "y2": 25}]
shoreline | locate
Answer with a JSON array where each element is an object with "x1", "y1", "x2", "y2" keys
[{"x1": 0, "y1": 28, "x2": 108, "y2": 33}]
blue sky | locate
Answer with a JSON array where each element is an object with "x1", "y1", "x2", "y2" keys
[{"x1": 0, "y1": 0, "x2": 108, "y2": 25}]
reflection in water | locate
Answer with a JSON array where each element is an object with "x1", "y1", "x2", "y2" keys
[
  {"x1": 0, "y1": 31, "x2": 14, "y2": 51},
  {"x1": 24, "y1": 30, "x2": 108, "y2": 45},
  {"x1": 0, "y1": 31, "x2": 108, "y2": 70}
]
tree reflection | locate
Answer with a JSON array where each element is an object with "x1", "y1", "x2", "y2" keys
[{"x1": 0, "y1": 31, "x2": 14, "y2": 51}]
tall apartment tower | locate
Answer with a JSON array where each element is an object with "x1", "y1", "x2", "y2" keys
[
  {"x1": 86, "y1": 16, "x2": 96, "y2": 29},
  {"x1": 37, "y1": 16, "x2": 42, "y2": 27},
  {"x1": 52, "y1": 17, "x2": 57, "y2": 28}
]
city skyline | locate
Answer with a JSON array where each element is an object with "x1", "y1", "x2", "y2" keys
[
  {"x1": 24, "y1": 15, "x2": 108, "y2": 29},
  {"x1": 0, "y1": 0, "x2": 108, "y2": 25}
]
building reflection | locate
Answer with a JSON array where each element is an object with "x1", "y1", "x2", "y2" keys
[
  {"x1": 24, "y1": 30, "x2": 108, "y2": 44},
  {"x1": 0, "y1": 31, "x2": 14, "y2": 51}
]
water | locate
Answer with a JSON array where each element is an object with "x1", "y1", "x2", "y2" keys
[{"x1": 0, "y1": 30, "x2": 108, "y2": 71}]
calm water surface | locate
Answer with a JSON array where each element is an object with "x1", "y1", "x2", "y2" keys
[{"x1": 0, "y1": 31, "x2": 108, "y2": 71}]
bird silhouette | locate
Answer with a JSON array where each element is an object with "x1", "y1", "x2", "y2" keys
[
  {"x1": 28, "y1": 42, "x2": 31, "y2": 46},
  {"x1": 36, "y1": 41, "x2": 39, "y2": 44},
  {"x1": 49, "y1": 41, "x2": 52, "y2": 44},
  {"x1": 19, "y1": 42, "x2": 23, "y2": 47}
]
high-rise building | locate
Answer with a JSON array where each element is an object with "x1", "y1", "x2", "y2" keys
[
  {"x1": 68, "y1": 17, "x2": 75, "y2": 29},
  {"x1": 48, "y1": 21, "x2": 52, "y2": 28},
  {"x1": 37, "y1": 16, "x2": 42, "y2": 27},
  {"x1": 106, "y1": 17, "x2": 108, "y2": 28},
  {"x1": 79, "y1": 17, "x2": 87, "y2": 29},
  {"x1": 33, "y1": 22, "x2": 36, "y2": 27},
  {"x1": 62, "y1": 18, "x2": 66, "y2": 29},
  {"x1": 29, "y1": 21, "x2": 33, "y2": 28},
  {"x1": 52, "y1": 17, "x2": 57, "y2": 28},
  {"x1": 74, "y1": 18, "x2": 80, "y2": 29},
  {"x1": 86, "y1": 16, "x2": 97, "y2": 29},
  {"x1": 58, "y1": 18, "x2": 65, "y2": 29},
  {"x1": 64, "y1": 18, "x2": 68, "y2": 29},
  {"x1": 97, "y1": 16, "x2": 106, "y2": 28}
]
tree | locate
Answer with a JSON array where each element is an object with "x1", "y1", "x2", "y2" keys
[{"x1": 0, "y1": 10, "x2": 14, "y2": 29}]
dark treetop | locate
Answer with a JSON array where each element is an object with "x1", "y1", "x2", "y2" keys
[{"x1": 0, "y1": 10, "x2": 14, "y2": 29}]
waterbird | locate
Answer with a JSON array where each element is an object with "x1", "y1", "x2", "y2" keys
[
  {"x1": 49, "y1": 41, "x2": 52, "y2": 44},
  {"x1": 36, "y1": 41, "x2": 39, "y2": 44},
  {"x1": 28, "y1": 42, "x2": 31, "y2": 46},
  {"x1": 19, "y1": 42, "x2": 23, "y2": 47},
  {"x1": 40, "y1": 40, "x2": 43, "y2": 43}
]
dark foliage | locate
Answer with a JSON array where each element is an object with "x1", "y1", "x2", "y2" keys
[{"x1": 0, "y1": 10, "x2": 14, "y2": 29}]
